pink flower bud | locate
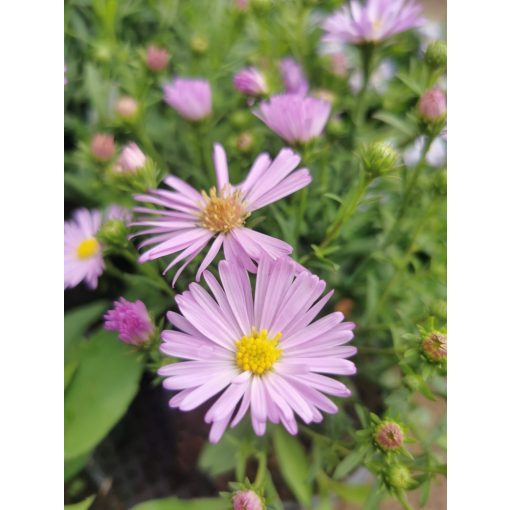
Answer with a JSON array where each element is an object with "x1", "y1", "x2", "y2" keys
[
  {"x1": 116, "y1": 96, "x2": 139, "y2": 119},
  {"x1": 116, "y1": 143, "x2": 146, "y2": 172},
  {"x1": 329, "y1": 52, "x2": 348, "y2": 78},
  {"x1": 374, "y1": 421, "x2": 404, "y2": 451},
  {"x1": 232, "y1": 490, "x2": 264, "y2": 510},
  {"x1": 104, "y1": 298, "x2": 154, "y2": 346},
  {"x1": 418, "y1": 88, "x2": 446, "y2": 121},
  {"x1": 422, "y1": 331, "x2": 447, "y2": 363},
  {"x1": 234, "y1": 0, "x2": 249, "y2": 11},
  {"x1": 233, "y1": 67, "x2": 268, "y2": 96},
  {"x1": 146, "y1": 45, "x2": 170, "y2": 71},
  {"x1": 163, "y1": 78, "x2": 212, "y2": 122},
  {"x1": 90, "y1": 133, "x2": 116, "y2": 161}
]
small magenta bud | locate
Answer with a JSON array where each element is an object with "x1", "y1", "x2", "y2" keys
[
  {"x1": 374, "y1": 421, "x2": 405, "y2": 452},
  {"x1": 232, "y1": 490, "x2": 264, "y2": 510},
  {"x1": 236, "y1": 132, "x2": 255, "y2": 152},
  {"x1": 115, "y1": 143, "x2": 146, "y2": 173},
  {"x1": 422, "y1": 331, "x2": 447, "y2": 363},
  {"x1": 116, "y1": 96, "x2": 139, "y2": 120},
  {"x1": 386, "y1": 464, "x2": 412, "y2": 490},
  {"x1": 418, "y1": 89, "x2": 446, "y2": 122},
  {"x1": 90, "y1": 133, "x2": 116, "y2": 161},
  {"x1": 191, "y1": 35, "x2": 208, "y2": 54},
  {"x1": 104, "y1": 298, "x2": 154, "y2": 346},
  {"x1": 146, "y1": 45, "x2": 170, "y2": 72},
  {"x1": 425, "y1": 41, "x2": 447, "y2": 69},
  {"x1": 360, "y1": 142, "x2": 399, "y2": 177}
]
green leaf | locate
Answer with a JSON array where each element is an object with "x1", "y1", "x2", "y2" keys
[
  {"x1": 419, "y1": 477, "x2": 431, "y2": 507},
  {"x1": 65, "y1": 361, "x2": 79, "y2": 391},
  {"x1": 130, "y1": 498, "x2": 226, "y2": 510},
  {"x1": 64, "y1": 495, "x2": 95, "y2": 510},
  {"x1": 65, "y1": 301, "x2": 108, "y2": 350},
  {"x1": 64, "y1": 330, "x2": 143, "y2": 461},
  {"x1": 272, "y1": 428, "x2": 312, "y2": 505},
  {"x1": 327, "y1": 481, "x2": 371, "y2": 504},
  {"x1": 265, "y1": 470, "x2": 284, "y2": 510},
  {"x1": 372, "y1": 112, "x2": 417, "y2": 137},
  {"x1": 198, "y1": 433, "x2": 238, "y2": 476},
  {"x1": 333, "y1": 448, "x2": 367, "y2": 480},
  {"x1": 64, "y1": 450, "x2": 91, "y2": 482}
]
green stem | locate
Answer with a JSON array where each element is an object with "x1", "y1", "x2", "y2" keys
[
  {"x1": 397, "y1": 491, "x2": 414, "y2": 510},
  {"x1": 353, "y1": 44, "x2": 375, "y2": 130},
  {"x1": 254, "y1": 451, "x2": 267, "y2": 488}
]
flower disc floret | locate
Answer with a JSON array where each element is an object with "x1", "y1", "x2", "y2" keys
[
  {"x1": 200, "y1": 187, "x2": 249, "y2": 234},
  {"x1": 236, "y1": 329, "x2": 282, "y2": 375},
  {"x1": 76, "y1": 238, "x2": 100, "y2": 259}
]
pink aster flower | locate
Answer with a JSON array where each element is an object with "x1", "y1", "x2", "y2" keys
[
  {"x1": 232, "y1": 490, "x2": 264, "y2": 510},
  {"x1": 279, "y1": 58, "x2": 308, "y2": 95},
  {"x1": 322, "y1": 0, "x2": 424, "y2": 45},
  {"x1": 163, "y1": 78, "x2": 212, "y2": 121},
  {"x1": 254, "y1": 94, "x2": 331, "y2": 144},
  {"x1": 233, "y1": 67, "x2": 268, "y2": 96},
  {"x1": 115, "y1": 142, "x2": 146, "y2": 173},
  {"x1": 131, "y1": 144, "x2": 311, "y2": 285},
  {"x1": 64, "y1": 209, "x2": 104, "y2": 290},
  {"x1": 104, "y1": 298, "x2": 154, "y2": 346},
  {"x1": 158, "y1": 256, "x2": 356, "y2": 442}
]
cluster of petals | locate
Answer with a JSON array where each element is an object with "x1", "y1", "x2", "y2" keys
[
  {"x1": 163, "y1": 78, "x2": 212, "y2": 121},
  {"x1": 158, "y1": 256, "x2": 356, "y2": 443},
  {"x1": 233, "y1": 67, "x2": 268, "y2": 96},
  {"x1": 254, "y1": 94, "x2": 331, "y2": 144},
  {"x1": 131, "y1": 143, "x2": 311, "y2": 285},
  {"x1": 279, "y1": 57, "x2": 309, "y2": 95},
  {"x1": 322, "y1": 0, "x2": 424, "y2": 45}
]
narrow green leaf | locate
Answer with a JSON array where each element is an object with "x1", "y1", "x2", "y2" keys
[
  {"x1": 64, "y1": 495, "x2": 95, "y2": 510},
  {"x1": 419, "y1": 477, "x2": 431, "y2": 507},
  {"x1": 333, "y1": 448, "x2": 367, "y2": 480},
  {"x1": 130, "y1": 497, "x2": 226, "y2": 510},
  {"x1": 64, "y1": 361, "x2": 79, "y2": 391},
  {"x1": 272, "y1": 428, "x2": 312, "y2": 505},
  {"x1": 373, "y1": 111, "x2": 417, "y2": 137}
]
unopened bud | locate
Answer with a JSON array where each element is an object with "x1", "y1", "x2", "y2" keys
[
  {"x1": 231, "y1": 110, "x2": 251, "y2": 128},
  {"x1": 116, "y1": 96, "x2": 139, "y2": 120},
  {"x1": 418, "y1": 89, "x2": 446, "y2": 122},
  {"x1": 360, "y1": 142, "x2": 399, "y2": 177},
  {"x1": 425, "y1": 41, "x2": 447, "y2": 69},
  {"x1": 329, "y1": 52, "x2": 348, "y2": 78},
  {"x1": 97, "y1": 219, "x2": 128, "y2": 248},
  {"x1": 191, "y1": 35, "x2": 208, "y2": 54},
  {"x1": 386, "y1": 464, "x2": 412, "y2": 490},
  {"x1": 146, "y1": 45, "x2": 170, "y2": 72},
  {"x1": 374, "y1": 421, "x2": 404, "y2": 452},
  {"x1": 115, "y1": 143, "x2": 147, "y2": 173},
  {"x1": 232, "y1": 490, "x2": 264, "y2": 510},
  {"x1": 335, "y1": 298, "x2": 354, "y2": 317},
  {"x1": 90, "y1": 133, "x2": 116, "y2": 161},
  {"x1": 421, "y1": 331, "x2": 447, "y2": 363},
  {"x1": 236, "y1": 132, "x2": 255, "y2": 152}
]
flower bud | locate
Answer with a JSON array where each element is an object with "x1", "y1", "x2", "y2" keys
[
  {"x1": 236, "y1": 132, "x2": 255, "y2": 152},
  {"x1": 386, "y1": 464, "x2": 412, "y2": 490},
  {"x1": 116, "y1": 96, "x2": 139, "y2": 120},
  {"x1": 90, "y1": 133, "x2": 116, "y2": 161},
  {"x1": 115, "y1": 143, "x2": 147, "y2": 173},
  {"x1": 360, "y1": 142, "x2": 399, "y2": 177},
  {"x1": 421, "y1": 331, "x2": 447, "y2": 363},
  {"x1": 232, "y1": 490, "x2": 264, "y2": 510},
  {"x1": 97, "y1": 219, "x2": 128, "y2": 248},
  {"x1": 231, "y1": 110, "x2": 251, "y2": 128},
  {"x1": 233, "y1": 67, "x2": 268, "y2": 96},
  {"x1": 335, "y1": 298, "x2": 354, "y2": 317},
  {"x1": 329, "y1": 52, "x2": 348, "y2": 78},
  {"x1": 418, "y1": 89, "x2": 446, "y2": 122},
  {"x1": 425, "y1": 41, "x2": 447, "y2": 69},
  {"x1": 374, "y1": 421, "x2": 404, "y2": 452},
  {"x1": 104, "y1": 298, "x2": 154, "y2": 346},
  {"x1": 146, "y1": 45, "x2": 170, "y2": 72},
  {"x1": 191, "y1": 35, "x2": 208, "y2": 54},
  {"x1": 233, "y1": 0, "x2": 250, "y2": 11}
]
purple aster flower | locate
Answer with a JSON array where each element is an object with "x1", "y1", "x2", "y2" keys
[
  {"x1": 322, "y1": 0, "x2": 424, "y2": 45},
  {"x1": 64, "y1": 209, "x2": 104, "y2": 290},
  {"x1": 233, "y1": 67, "x2": 268, "y2": 96},
  {"x1": 131, "y1": 143, "x2": 311, "y2": 285},
  {"x1": 115, "y1": 142, "x2": 146, "y2": 173},
  {"x1": 279, "y1": 58, "x2": 309, "y2": 95},
  {"x1": 254, "y1": 94, "x2": 331, "y2": 144},
  {"x1": 163, "y1": 78, "x2": 212, "y2": 121},
  {"x1": 104, "y1": 298, "x2": 154, "y2": 346},
  {"x1": 159, "y1": 256, "x2": 356, "y2": 443}
]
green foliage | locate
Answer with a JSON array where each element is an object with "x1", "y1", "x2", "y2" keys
[
  {"x1": 64, "y1": 495, "x2": 95, "y2": 510},
  {"x1": 130, "y1": 498, "x2": 226, "y2": 510}
]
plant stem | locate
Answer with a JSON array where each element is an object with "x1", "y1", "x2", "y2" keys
[
  {"x1": 353, "y1": 44, "x2": 375, "y2": 130},
  {"x1": 254, "y1": 451, "x2": 267, "y2": 488}
]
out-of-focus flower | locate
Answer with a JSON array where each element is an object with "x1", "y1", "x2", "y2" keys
[
  {"x1": 146, "y1": 45, "x2": 170, "y2": 71},
  {"x1": 191, "y1": 35, "x2": 209, "y2": 54},
  {"x1": 131, "y1": 144, "x2": 311, "y2": 284},
  {"x1": 322, "y1": 0, "x2": 424, "y2": 45},
  {"x1": 90, "y1": 133, "x2": 116, "y2": 161},
  {"x1": 418, "y1": 88, "x2": 446, "y2": 122},
  {"x1": 254, "y1": 94, "x2": 331, "y2": 144},
  {"x1": 116, "y1": 96, "x2": 139, "y2": 120},
  {"x1": 114, "y1": 143, "x2": 147, "y2": 173},
  {"x1": 158, "y1": 256, "x2": 356, "y2": 442},
  {"x1": 279, "y1": 58, "x2": 308, "y2": 95},
  {"x1": 374, "y1": 421, "x2": 405, "y2": 451},
  {"x1": 163, "y1": 78, "x2": 212, "y2": 121},
  {"x1": 421, "y1": 331, "x2": 447, "y2": 363},
  {"x1": 64, "y1": 209, "x2": 104, "y2": 289},
  {"x1": 232, "y1": 490, "x2": 264, "y2": 510},
  {"x1": 233, "y1": 0, "x2": 249, "y2": 11},
  {"x1": 104, "y1": 298, "x2": 154, "y2": 346},
  {"x1": 403, "y1": 134, "x2": 446, "y2": 168},
  {"x1": 329, "y1": 52, "x2": 348, "y2": 78},
  {"x1": 349, "y1": 59, "x2": 395, "y2": 94},
  {"x1": 233, "y1": 67, "x2": 268, "y2": 96},
  {"x1": 335, "y1": 298, "x2": 354, "y2": 317},
  {"x1": 360, "y1": 141, "x2": 399, "y2": 177},
  {"x1": 236, "y1": 132, "x2": 255, "y2": 152}
]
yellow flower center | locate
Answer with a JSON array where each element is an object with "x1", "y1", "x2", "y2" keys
[
  {"x1": 235, "y1": 328, "x2": 282, "y2": 376},
  {"x1": 76, "y1": 238, "x2": 100, "y2": 259},
  {"x1": 199, "y1": 187, "x2": 249, "y2": 234}
]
